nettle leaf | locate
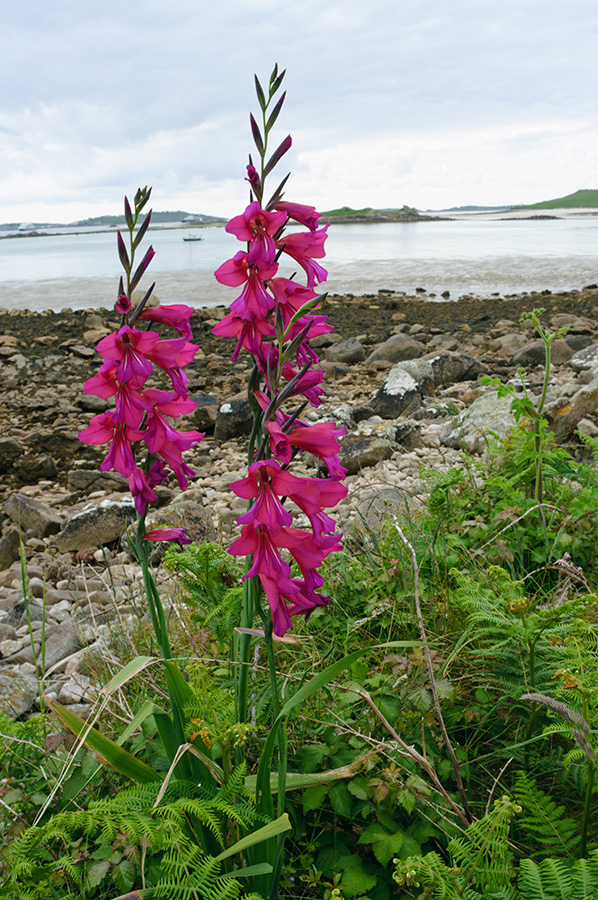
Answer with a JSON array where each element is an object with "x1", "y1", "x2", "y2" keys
[
  {"x1": 398, "y1": 788, "x2": 416, "y2": 815},
  {"x1": 359, "y1": 824, "x2": 404, "y2": 866},
  {"x1": 87, "y1": 860, "x2": 111, "y2": 888},
  {"x1": 302, "y1": 783, "x2": 329, "y2": 812},
  {"x1": 348, "y1": 777, "x2": 370, "y2": 801},
  {"x1": 328, "y1": 782, "x2": 353, "y2": 817},
  {"x1": 340, "y1": 857, "x2": 377, "y2": 896},
  {"x1": 396, "y1": 835, "x2": 422, "y2": 860},
  {"x1": 300, "y1": 743, "x2": 329, "y2": 772}
]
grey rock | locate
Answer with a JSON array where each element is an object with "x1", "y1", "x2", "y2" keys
[
  {"x1": 565, "y1": 334, "x2": 593, "y2": 352},
  {"x1": 511, "y1": 339, "x2": 573, "y2": 368},
  {"x1": 67, "y1": 469, "x2": 128, "y2": 493},
  {"x1": 320, "y1": 361, "x2": 350, "y2": 378},
  {"x1": 40, "y1": 623, "x2": 80, "y2": 671},
  {"x1": 14, "y1": 453, "x2": 58, "y2": 484},
  {"x1": 0, "y1": 528, "x2": 21, "y2": 570},
  {"x1": 428, "y1": 352, "x2": 487, "y2": 387},
  {"x1": 339, "y1": 434, "x2": 394, "y2": 474},
  {"x1": 0, "y1": 670, "x2": 38, "y2": 717},
  {"x1": 325, "y1": 337, "x2": 366, "y2": 365},
  {"x1": 0, "y1": 438, "x2": 23, "y2": 474},
  {"x1": 214, "y1": 397, "x2": 253, "y2": 442},
  {"x1": 145, "y1": 500, "x2": 215, "y2": 548},
  {"x1": 54, "y1": 499, "x2": 136, "y2": 551},
  {"x1": 29, "y1": 431, "x2": 83, "y2": 462},
  {"x1": 365, "y1": 333, "x2": 425, "y2": 366},
  {"x1": 440, "y1": 391, "x2": 516, "y2": 454},
  {"x1": 369, "y1": 361, "x2": 432, "y2": 419},
  {"x1": 190, "y1": 392, "x2": 220, "y2": 431},
  {"x1": 394, "y1": 421, "x2": 424, "y2": 449},
  {"x1": 4, "y1": 493, "x2": 63, "y2": 538},
  {"x1": 570, "y1": 341, "x2": 598, "y2": 375},
  {"x1": 546, "y1": 375, "x2": 598, "y2": 441}
]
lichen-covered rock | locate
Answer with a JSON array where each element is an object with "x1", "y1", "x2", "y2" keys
[
  {"x1": 0, "y1": 670, "x2": 38, "y2": 717},
  {"x1": 54, "y1": 499, "x2": 136, "y2": 551},
  {"x1": 214, "y1": 398, "x2": 253, "y2": 442},
  {"x1": 440, "y1": 391, "x2": 516, "y2": 454},
  {"x1": 339, "y1": 434, "x2": 394, "y2": 474},
  {"x1": 369, "y1": 361, "x2": 432, "y2": 418}
]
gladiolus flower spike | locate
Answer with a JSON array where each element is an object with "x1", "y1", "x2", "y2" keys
[
  {"x1": 214, "y1": 68, "x2": 347, "y2": 636},
  {"x1": 79, "y1": 189, "x2": 204, "y2": 526}
]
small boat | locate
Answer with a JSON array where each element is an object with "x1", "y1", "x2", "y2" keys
[{"x1": 183, "y1": 233, "x2": 202, "y2": 242}]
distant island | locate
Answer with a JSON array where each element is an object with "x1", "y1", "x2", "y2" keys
[
  {"x1": 514, "y1": 188, "x2": 598, "y2": 210},
  {"x1": 0, "y1": 210, "x2": 226, "y2": 233},
  {"x1": 321, "y1": 205, "x2": 445, "y2": 223}
]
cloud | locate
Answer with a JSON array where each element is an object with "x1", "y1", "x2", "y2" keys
[{"x1": 0, "y1": 0, "x2": 597, "y2": 220}]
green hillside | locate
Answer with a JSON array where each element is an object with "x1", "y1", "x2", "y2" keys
[
  {"x1": 517, "y1": 189, "x2": 598, "y2": 210},
  {"x1": 74, "y1": 210, "x2": 225, "y2": 226}
]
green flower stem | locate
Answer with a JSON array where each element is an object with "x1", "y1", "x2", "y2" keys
[
  {"x1": 136, "y1": 517, "x2": 172, "y2": 660},
  {"x1": 236, "y1": 573, "x2": 258, "y2": 725}
]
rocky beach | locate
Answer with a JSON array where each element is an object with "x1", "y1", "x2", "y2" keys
[{"x1": 2, "y1": 286, "x2": 598, "y2": 718}]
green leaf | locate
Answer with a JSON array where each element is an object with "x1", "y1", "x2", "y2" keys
[
  {"x1": 328, "y1": 782, "x2": 353, "y2": 817},
  {"x1": 87, "y1": 859, "x2": 110, "y2": 888},
  {"x1": 302, "y1": 784, "x2": 329, "y2": 812},
  {"x1": 300, "y1": 743, "x2": 329, "y2": 772},
  {"x1": 101, "y1": 655, "x2": 154, "y2": 694},
  {"x1": 214, "y1": 814, "x2": 291, "y2": 862},
  {"x1": 219, "y1": 863, "x2": 273, "y2": 879},
  {"x1": 48, "y1": 700, "x2": 160, "y2": 784},
  {"x1": 348, "y1": 778, "x2": 370, "y2": 801},
  {"x1": 340, "y1": 858, "x2": 377, "y2": 896},
  {"x1": 358, "y1": 824, "x2": 404, "y2": 866}
]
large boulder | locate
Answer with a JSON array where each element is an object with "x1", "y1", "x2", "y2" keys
[
  {"x1": 338, "y1": 434, "x2": 394, "y2": 474},
  {"x1": 428, "y1": 352, "x2": 487, "y2": 387},
  {"x1": 0, "y1": 528, "x2": 21, "y2": 570},
  {"x1": 511, "y1": 339, "x2": 573, "y2": 367},
  {"x1": 547, "y1": 376, "x2": 598, "y2": 442},
  {"x1": 0, "y1": 670, "x2": 38, "y2": 717},
  {"x1": 214, "y1": 398, "x2": 253, "y2": 442},
  {"x1": 365, "y1": 333, "x2": 425, "y2": 366},
  {"x1": 190, "y1": 392, "x2": 220, "y2": 432},
  {"x1": 54, "y1": 499, "x2": 136, "y2": 551},
  {"x1": 570, "y1": 341, "x2": 598, "y2": 375},
  {"x1": 4, "y1": 493, "x2": 63, "y2": 538},
  {"x1": 440, "y1": 390, "x2": 516, "y2": 454},
  {"x1": 369, "y1": 360, "x2": 434, "y2": 419},
  {"x1": 325, "y1": 337, "x2": 366, "y2": 365},
  {"x1": 0, "y1": 438, "x2": 23, "y2": 475}
]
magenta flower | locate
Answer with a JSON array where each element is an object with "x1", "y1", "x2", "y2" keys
[
  {"x1": 278, "y1": 226, "x2": 329, "y2": 288},
  {"x1": 275, "y1": 201, "x2": 321, "y2": 233},
  {"x1": 144, "y1": 528, "x2": 192, "y2": 546},
  {"x1": 227, "y1": 201, "x2": 287, "y2": 262},
  {"x1": 139, "y1": 304, "x2": 194, "y2": 340}
]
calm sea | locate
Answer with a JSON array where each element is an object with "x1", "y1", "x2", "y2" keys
[{"x1": 1, "y1": 211, "x2": 597, "y2": 313}]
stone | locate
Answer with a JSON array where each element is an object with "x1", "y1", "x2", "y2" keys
[
  {"x1": 0, "y1": 438, "x2": 23, "y2": 474},
  {"x1": 365, "y1": 333, "x2": 425, "y2": 366},
  {"x1": 0, "y1": 670, "x2": 38, "y2": 717},
  {"x1": 214, "y1": 398, "x2": 253, "y2": 442},
  {"x1": 190, "y1": 392, "x2": 220, "y2": 431},
  {"x1": 570, "y1": 342, "x2": 598, "y2": 375},
  {"x1": 4, "y1": 493, "x2": 63, "y2": 538},
  {"x1": 67, "y1": 469, "x2": 128, "y2": 493},
  {"x1": 54, "y1": 499, "x2": 136, "y2": 551},
  {"x1": 145, "y1": 500, "x2": 215, "y2": 547},
  {"x1": 14, "y1": 453, "x2": 59, "y2": 484},
  {"x1": 547, "y1": 376, "x2": 598, "y2": 442},
  {"x1": 338, "y1": 434, "x2": 395, "y2": 474},
  {"x1": 0, "y1": 528, "x2": 21, "y2": 570},
  {"x1": 428, "y1": 352, "x2": 487, "y2": 387},
  {"x1": 511, "y1": 339, "x2": 573, "y2": 367},
  {"x1": 440, "y1": 391, "x2": 516, "y2": 454},
  {"x1": 325, "y1": 337, "x2": 366, "y2": 364},
  {"x1": 40, "y1": 623, "x2": 80, "y2": 671},
  {"x1": 369, "y1": 361, "x2": 432, "y2": 419}
]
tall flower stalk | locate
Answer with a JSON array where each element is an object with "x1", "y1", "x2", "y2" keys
[
  {"x1": 78, "y1": 189, "x2": 206, "y2": 774},
  {"x1": 215, "y1": 66, "x2": 347, "y2": 897}
]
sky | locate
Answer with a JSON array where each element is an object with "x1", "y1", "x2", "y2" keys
[{"x1": 1, "y1": 0, "x2": 597, "y2": 223}]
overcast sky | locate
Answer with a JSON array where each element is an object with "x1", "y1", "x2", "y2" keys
[{"x1": 1, "y1": 0, "x2": 597, "y2": 223}]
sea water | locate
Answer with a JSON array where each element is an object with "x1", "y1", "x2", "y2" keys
[{"x1": 1, "y1": 212, "x2": 597, "y2": 313}]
